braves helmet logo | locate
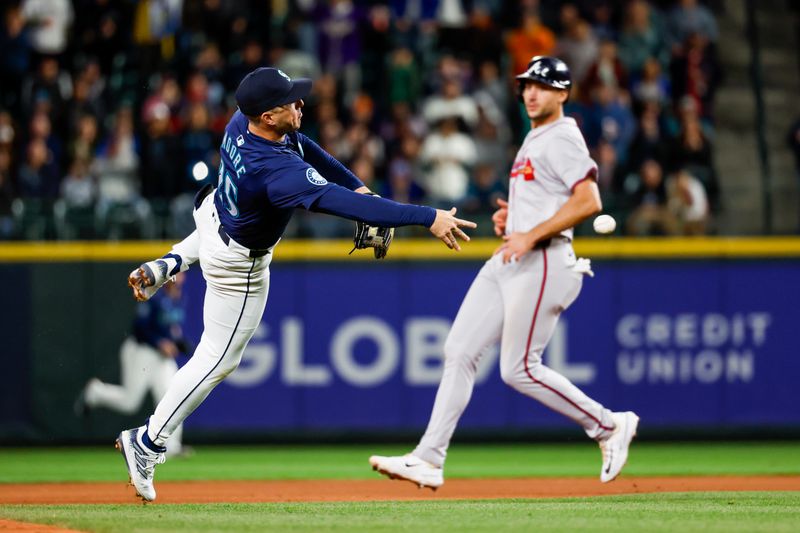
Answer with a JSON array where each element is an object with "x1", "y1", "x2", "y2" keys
[{"x1": 531, "y1": 62, "x2": 549, "y2": 77}]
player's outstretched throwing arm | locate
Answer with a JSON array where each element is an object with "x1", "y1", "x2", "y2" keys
[
  {"x1": 292, "y1": 132, "x2": 475, "y2": 251},
  {"x1": 310, "y1": 184, "x2": 476, "y2": 251}
]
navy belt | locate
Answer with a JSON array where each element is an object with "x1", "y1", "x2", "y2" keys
[
  {"x1": 533, "y1": 238, "x2": 552, "y2": 250},
  {"x1": 218, "y1": 226, "x2": 271, "y2": 258}
]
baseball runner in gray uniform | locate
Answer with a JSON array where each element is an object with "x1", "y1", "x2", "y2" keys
[
  {"x1": 370, "y1": 56, "x2": 639, "y2": 489},
  {"x1": 115, "y1": 67, "x2": 476, "y2": 502}
]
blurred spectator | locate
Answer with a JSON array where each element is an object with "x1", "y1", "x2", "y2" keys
[
  {"x1": 435, "y1": 0, "x2": 471, "y2": 54},
  {"x1": 20, "y1": 57, "x2": 70, "y2": 126},
  {"x1": 385, "y1": 156, "x2": 426, "y2": 205},
  {"x1": 473, "y1": 107, "x2": 511, "y2": 177},
  {"x1": 74, "y1": 2, "x2": 127, "y2": 76},
  {"x1": 19, "y1": 138, "x2": 59, "y2": 198},
  {"x1": 628, "y1": 102, "x2": 670, "y2": 173},
  {"x1": 584, "y1": 84, "x2": 636, "y2": 166},
  {"x1": 667, "y1": 0, "x2": 718, "y2": 47},
  {"x1": 506, "y1": 12, "x2": 556, "y2": 79},
  {"x1": 194, "y1": 43, "x2": 227, "y2": 108},
  {"x1": 595, "y1": 139, "x2": 620, "y2": 194},
  {"x1": 667, "y1": 110, "x2": 718, "y2": 207},
  {"x1": 465, "y1": 5, "x2": 505, "y2": 66},
  {"x1": 226, "y1": 38, "x2": 265, "y2": 91},
  {"x1": 94, "y1": 107, "x2": 140, "y2": 207},
  {"x1": 141, "y1": 101, "x2": 184, "y2": 199},
  {"x1": 582, "y1": 39, "x2": 628, "y2": 98},
  {"x1": 387, "y1": 47, "x2": 422, "y2": 107},
  {"x1": 21, "y1": 0, "x2": 74, "y2": 59},
  {"x1": 625, "y1": 159, "x2": 678, "y2": 235},
  {"x1": 0, "y1": 0, "x2": 727, "y2": 239},
  {"x1": 556, "y1": 5, "x2": 599, "y2": 86},
  {"x1": 350, "y1": 155, "x2": 377, "y2": 193},
  {"x1": 474, "y1": 60, "x2": 509, "y2": 118},
  {"x1": 631, "y1": 57, "x2": 670, "y2": 107},
  {"x1": 669, "y1": 32, "x2": 721, "y2": 121},
  {"x1": 422, "y1": 78, "x2": 479, "y2": 131},
  {"x1": 27, "y1": 110, "x2": 63, "y2": 171},
  {"x1": 60, "y1": 158, "x2": 96, "y2": 209},
  {"x1": 269, "y1": 38, "x2": 321, "y2": 84},
  {"x1": 339, "y1": 122, "x2": 385, "y2": 169},
  {"x1": 419, "y1": 117, "x2": 477, "y2": 206},
  {"x1": 67, "y1": 70, "x2": 105, "y2": 132},
  {"x1": 182, "y1": 103, "x2": 216, "y2": 182},
  {"x1": 0, "y1": 149, "x2": 15, "y2": 238},
  {"x1": 69, "y1": 114, "x2": 99, "y2": 165},
  {"x1": 667, "y1": 168, "x2": 709, "y2": 234},
  {"x1": 358, "y1": 5, "x2": 392, "y2": 97},
  {"x1": 0, "y1": 111, "x2": 17, "y2": 153},
  {"x1": 589, "y1": 1, "x2": 617, "y2": 42},
  {"x1": 0, "y1": 4, "x2": 31, "y2": 116},
  {"x1": 313, "y1": 0, "x2": 364, "y2": 105},
  {"x1": 462, "y1": 163, "x2": 506, "y2": 217},
  {"x1": 131, "y1": 0, "x2": 181, "y2": 74},
  {"x1": 617, "y1": 0, "x2": 669, "y2": 77}
]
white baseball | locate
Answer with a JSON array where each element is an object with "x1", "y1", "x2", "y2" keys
[{"x1": 593, "y1": 214, "x2": 617, "y2": 234}]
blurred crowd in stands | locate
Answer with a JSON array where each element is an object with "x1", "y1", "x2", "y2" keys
[{"x1": 0, "y1": 0, "x2": 724, "y2": 240}]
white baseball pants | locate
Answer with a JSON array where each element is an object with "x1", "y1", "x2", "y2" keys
[
  {"x1": 86, "y1": 337, "x2": 183, "y2": 453},
  {"x1": 145, "y1": 193, "x2": 272, "y2": 448},
  {"x1": 413, "y1": 240, "x2": 615, "y2": 467}
]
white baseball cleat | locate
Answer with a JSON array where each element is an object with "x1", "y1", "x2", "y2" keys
[
  {"x1": 369, "y1": 453, "x2": 444, "y2": 490},
  {"x1": 599, "y1": 411, "x2": 640, "y2": 483},
  {"x1": 116, "y1": 427, "x2": 166, "y2": 502},
  {"x1": 128, "y1": 260, "x2": 173, "y2": 302}
]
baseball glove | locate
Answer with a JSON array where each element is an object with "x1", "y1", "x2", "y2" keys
[{"x1": 350, "y1": 194, "x2": 394, "y2": 259}]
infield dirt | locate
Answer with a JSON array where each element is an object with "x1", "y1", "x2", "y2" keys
[{"x1": 2, "y1": 476, "x2": 799, "y2": 504}]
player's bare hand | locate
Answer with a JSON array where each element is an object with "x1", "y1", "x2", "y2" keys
[
  {"x1": 430, "y1": 207, "x2": 477, "y2": 251},
  {"x1": 501, "y1": 232, "x2": 536, "y2": 263},
  {"x1": 492, "y1": 198, "x2": 508, "y2": 237},
  {"x1": 128, "y1": 268, "x2": 149, "y2": 302}
]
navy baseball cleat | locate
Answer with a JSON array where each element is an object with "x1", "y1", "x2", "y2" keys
[
  {"x1": 128, "y1": 260, "x2": 172, "y2": 302},
  {"x1": 599, "y1": 411, "x2": 639, "y2": 483},
  {"x1": 116, "y1": 426, "x2": 166, "y2": 502}
]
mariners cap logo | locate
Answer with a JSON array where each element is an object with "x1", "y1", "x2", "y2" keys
[
  {"x1": 306, "y1": 167, "x2": 327, "y2": 186},
  {"x1": 277, "y1": 69, "x2": 291, "y2": 82}
]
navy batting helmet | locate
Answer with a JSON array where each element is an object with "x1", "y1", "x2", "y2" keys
[{"x1": 515, "y1": 56, "x2": 571, "y2": 99}]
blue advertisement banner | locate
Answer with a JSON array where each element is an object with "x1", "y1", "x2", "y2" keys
[{"x1": 180, "y1": 259, "x2": 800, "y2": 432}]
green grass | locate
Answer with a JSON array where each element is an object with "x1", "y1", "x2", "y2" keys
[
  {"x1": 2, "y1": 443, "x2": 798, "y2": 532},
  {"x1": 1, "y1": 493, "x2": 799, "y2": 532},
  {"x1": 1, "y1": 442, "x2": 799, "y2": 483}
]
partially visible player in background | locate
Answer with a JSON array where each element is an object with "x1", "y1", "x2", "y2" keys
[
  {"x1": 370, "y1": 56, "x2": 639, "y2": 490},
  {"x1": 116, "y1": 66, "x2": 477, "y2": 502},
  {"x1": 75, "y1": 273, "x2": 191, "y2": 459}
]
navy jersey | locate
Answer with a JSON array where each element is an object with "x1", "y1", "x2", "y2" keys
[
  {"x1": 133, "y1": 290, "x2": 185, "y2": 350},
  {"x1": 215, "y1": 111, "x2": 435, "y2": 250}
]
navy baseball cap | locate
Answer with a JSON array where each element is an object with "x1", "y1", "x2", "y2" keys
[{"x1": 235, "y1": 67, "x2": 312, "y2": 116}]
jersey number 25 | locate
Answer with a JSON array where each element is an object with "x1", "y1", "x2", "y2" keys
[{"x1": 218, "y1": 161, "x2": 239, "y2": 217}]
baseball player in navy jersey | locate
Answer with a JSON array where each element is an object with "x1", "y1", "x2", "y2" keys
[
  {"x1": 370, "y1": 56, "x2": 639, "y2": 489},
  {"x1": 114, "y1": 67, "x2": 476, "y2": 502},
  {"x1": 75, "y1": 273, "x2": 190, "y2": 458}
]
